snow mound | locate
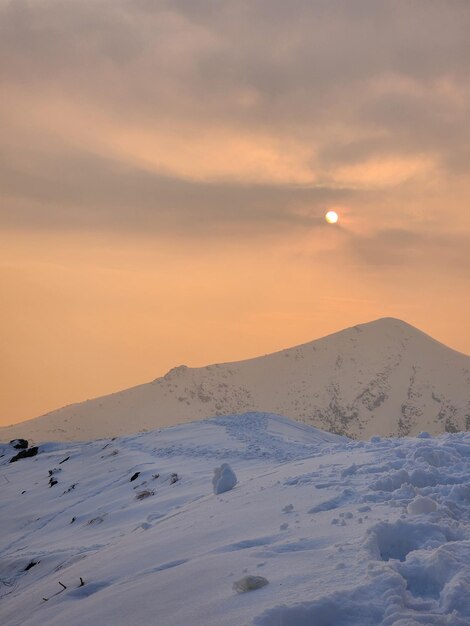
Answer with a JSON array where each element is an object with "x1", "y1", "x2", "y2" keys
[
  {"x1": 407, "y1": 496, "x2": 438, "y2": 515},
  {"x1": 254, "y1": 572, "x2": 396, "y2": 626},
  {"x1": 254, "y1": 567, "x2": 470, "y2": 626},
  {"x1": 364, "y1": 520, "x2": 461, "y2": 562},
  {"x1": 212, "y1": 463, "x2": 237, "y2": 494}
]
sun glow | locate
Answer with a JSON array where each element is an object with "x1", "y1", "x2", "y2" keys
[{"x1": 325, "y1": 210, "x2": 339, "y2": 224}]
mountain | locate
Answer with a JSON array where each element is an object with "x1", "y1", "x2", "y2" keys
[
  {"x1": 1, "y1": 318, "x2": 469, "y2": 442},
  {"x1": 1, "y1": 413, "x2": 470, "y2": 625}
]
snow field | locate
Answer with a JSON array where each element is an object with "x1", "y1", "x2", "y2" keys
[{"x1": 1, "y1": 413, "x2": 469, "y2": 625}]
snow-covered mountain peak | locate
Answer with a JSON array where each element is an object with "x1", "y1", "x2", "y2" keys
[
  {"x1": 1, "y1": 318, "x2": 468, "y2": 443},
  {"x1": 300, "y1": 317, "x2": 454, "y2": 353}
]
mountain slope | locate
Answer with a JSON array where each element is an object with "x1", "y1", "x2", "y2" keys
[{"x1": 1, "y1": 318, "x2": 469, "y2": 442}]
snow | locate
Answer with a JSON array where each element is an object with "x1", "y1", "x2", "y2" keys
[
  {"x1": 1, "y1": 412, "x2": 469, "y2": 625},
  {"x1": 212, "y1": 463, "x2": 237, "y2": 494},
  {"x1": 407, "y1": 496, "x2": 438, "y2": 515},
  {"x1": 1, "y1": 317, "x2": 469, "y2": 442}
]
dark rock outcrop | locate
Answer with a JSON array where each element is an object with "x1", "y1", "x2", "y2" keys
[
  {"x1": 10, "y1": 447, "x2": 39, "y2": 463},
  {"x1": 10, "y1": 439, "x2": 28, "y2": 450}
]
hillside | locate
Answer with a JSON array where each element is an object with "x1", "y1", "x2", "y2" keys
[
  {"x1": 1, "y1": 414, "x2": 469, "y2": 625},
  {"x1": 1, "y1": 318, "x2": 469, "y2": 442}
]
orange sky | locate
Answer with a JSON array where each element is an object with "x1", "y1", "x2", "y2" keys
[{"x1": 1, "y1": 1, "x2": 469, "y2": 426}]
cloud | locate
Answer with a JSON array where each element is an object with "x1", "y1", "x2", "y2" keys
[
  {"x1": 0, "y1": 144, "x2": 354, "y2": 235},
  {"x1": 343, "y1": 227, "x2": 470, "y2": 273},
  {"x1": 1, "y1": 0, "x2": 470, "y2": 239}
]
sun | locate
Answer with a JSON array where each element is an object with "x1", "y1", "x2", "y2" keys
[{"x1": 325, "y1": 210, "x2": 339, "y2": 224}]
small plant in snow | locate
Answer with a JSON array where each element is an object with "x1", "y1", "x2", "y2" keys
[
  {"x1": 233, "y1": 575, "x2": 269, "y2": 593},
  {"x1": 136, "y1": 489, "x2": 155, "y2": 501}
]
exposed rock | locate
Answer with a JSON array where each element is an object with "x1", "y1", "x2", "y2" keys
[
  {"x1": 24, "y1": 561, "x2": 38, "y2": 572},
  {"x1": 10, "y1": 439, "x2": 28, "y2": 449},
  {"x1": 10, "y1": 447, "x2": 39, "y2": 463}
]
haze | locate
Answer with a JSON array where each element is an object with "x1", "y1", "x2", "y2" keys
[{"x1": 1, "y1": 0, "x2": 469, "y2": 426}]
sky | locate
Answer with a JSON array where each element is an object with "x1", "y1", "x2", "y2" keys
[{"x1": 1, "y1": 0, "x2": 469, "y2": 426}]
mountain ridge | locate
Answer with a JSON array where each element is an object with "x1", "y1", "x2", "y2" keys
[
  {"x1": 159, "y1": 318, "x2": 468, "y2": 375},
  {"x1": 1, "y1": 318, "x2": 469, "y2": 442}
]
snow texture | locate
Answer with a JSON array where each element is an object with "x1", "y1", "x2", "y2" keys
[{"x1": 1, "y1": 412, "x2": 470, "y2": 626}]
